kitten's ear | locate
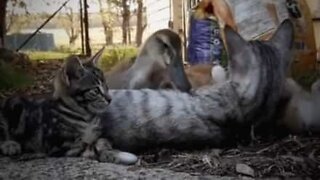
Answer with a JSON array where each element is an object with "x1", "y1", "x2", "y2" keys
[
  {"x1": 224, "y1": 25, "x2": 247, "y2": 57},
  {"x1": 63, "y1": 56, "x2": 85, "y2": 86},
  {"x1": 89, "y1": 46, "x2": 105, "y2": 65},
  {"x1": 270, "y1": 19, "x2": 294, "y2": 50},
  {"x1": 224, "y1": 25, "x2": 249, "y2": 78}
]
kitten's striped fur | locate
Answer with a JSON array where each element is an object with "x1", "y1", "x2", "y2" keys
[
  {"x1": 101, "y1": 20, "x2": 294, "y2": 152},
  {"x1": 0, "y1": 49, "x2": 137, "y2": 165}
]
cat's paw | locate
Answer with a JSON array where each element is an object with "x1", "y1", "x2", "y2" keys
[
  {"x1": 95, "y1": 138, "x2": 112, "y2": 152},
  {"x1": 98, "y1": 150, "x2": 138, "y2": 165},
  {"x1": 81, "y1": 148, "x2": 96, "y2": 159},
  {"x1": 98, "y1": 150, "x2": 116, "y2": 163},
  {"x1": 65, "y1": 147, "x2": 84, "y2": 157},
  {"x1": 0, "y1": 140, "x2": 21, "y2": 156}
]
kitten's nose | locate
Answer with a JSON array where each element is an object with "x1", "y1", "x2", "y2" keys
[{"x1": 105, "y1": 94, "x2": 112, "y2": 103}]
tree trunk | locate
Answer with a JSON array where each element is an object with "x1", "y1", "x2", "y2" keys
[
  {"x1": 102, "y1": 21, "x2": 113, "y2": 45},
  {"x1": 83, "y1": 0, "x2": 91, "y2": 56},
  {"x1": 128, "y1": 26, "x2": 131, "y2": 44},
  {"x1": 0, "y1": 0, "x2": 8, "y2": 48},
  {"x1": 135, "y1": 0, "x2": 145, "y2": 46},
  {"x1": 97, "y1": 0, "x2": 113, "y2": 45},
  {"x1": 106, "y1": 27, "x2": 113, "y2": 45},
  {"x1": 79, "y1": 0, "x2": 85, "y2": 54},
  {"x1": 69, "y1": 34, "x2": 78, "y2": 46},
  {"x1": 122, "y1": 0, "x2": 129, "y2": 44},
  {"x1": 65, "y1": 7, "x2": 79, "y2": 46}
]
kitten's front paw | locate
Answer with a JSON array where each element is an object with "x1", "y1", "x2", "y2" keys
[
  {"x1": 95, "y1": 138, "x2": 112, "y2": 152},
  {"x1": 98, "y1": 150, "x2": 116, "y2": 163},
  {"x1": 65, "y1": 147, "x2": 83, "y2": 157},
  {"x1": 81, "y1": 148, "x2": 96, "y2": 159},
  {"x1": 98, "y1": 150, "x2": 138, "y2": 165},
  {"x1": 0, "y1": 140, "x2": 21, "y2": 156}
]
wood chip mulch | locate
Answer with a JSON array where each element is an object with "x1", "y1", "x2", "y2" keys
[{"x1": 138, "y1": 136, "x2": 320, "y2": 178}]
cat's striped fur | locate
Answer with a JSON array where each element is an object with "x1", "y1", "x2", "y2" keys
[
  {"x1": 101, "y1": 20, "x2": 294, "y2": 152},
  {"x1": 0, "y1": 49, "x2": 137, "y2": 165}
]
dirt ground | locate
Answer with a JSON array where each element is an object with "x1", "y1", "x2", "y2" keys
[{"x1": 0, "y1": 59, "x2": 319, "y2": 179}]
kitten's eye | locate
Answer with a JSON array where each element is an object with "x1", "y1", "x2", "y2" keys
[
  {"x1": 90, "y1": 88, "x2": 99, "y2": 95},
  {"x1": 85, "y1": 88, "x2": 99, "y2": 99},
  {"x1": 93, "y1": 70, "x2": 99, "y2": 77},
  {"x1": 93, "y1": 69, "x2": 103, "y2": 78}
]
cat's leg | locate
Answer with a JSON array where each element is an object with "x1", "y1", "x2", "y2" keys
[
  {"x1": 0, "y1": 140, "x2": 21, "y2": 156},
  {"x1": 64, "y1": 139, "x2": 86, "y2": 157},
  {"x1": 64, "y1": 140, "x2": 96, "y2": 159},
  {"x1": 0, "y1": 114, "x2": 21, "y2": 156},
  {"x1": 75, "y1": 138, "x2": 111, "y2": 160},
  {"x1": 95, "y1": 138, "x2": 138, "y2": 165},
  {"x1": 17, "y1": 153, "x2": 47, "y2": 161}
]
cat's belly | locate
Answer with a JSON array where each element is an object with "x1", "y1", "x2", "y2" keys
[{"x1": 102, "y1": 115, "x2": 226, "y2": 152}]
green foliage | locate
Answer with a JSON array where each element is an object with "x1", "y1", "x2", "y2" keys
[
  {"x1": 54, "y1": 45, "x2": 79, "y2": 54},
  {"x1": 99, "y1": 46, "x2": 137, "y2": 71},
  {"x1": 0, "y1": 60, "x2": 33, "y2": 90},
  {"x1": 293, "y1": 70, "x2": 319, "y2": 90},
  {"x1": 220, "y1": 49, "x2": 228, "y2": 68},
  {"x1": 25, "y1": 51, "x2": 71, "y2": 61},
  {"x1": 25, "y1": 46, "x2": 137, "y2": 72},
  {"x1": 25, "y1": 46, "x2": 138, "y2": 66}
]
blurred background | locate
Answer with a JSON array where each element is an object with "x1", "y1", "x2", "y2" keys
[{"x1": 0, "y1": 0, "x2": 319, "y2": 92}]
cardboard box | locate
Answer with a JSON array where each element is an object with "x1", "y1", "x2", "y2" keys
[{"x1": 225, "y1": 0, "x2": 317, "y2": 75}]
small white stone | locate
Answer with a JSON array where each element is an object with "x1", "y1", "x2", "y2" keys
[
  {"x1": 236, "y1": 163, "x2": 255, "y2": 177},
  {"x1": 211, "y1": 65, "x2": 227, "y2": 84},
  {"x1": 115, "y1": 152, "x2": 138, "y2": 165}
]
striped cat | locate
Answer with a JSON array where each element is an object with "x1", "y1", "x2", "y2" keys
[
  {"x1": 0, "y1": 49, "x2": 137, "y2": 165},
  {"x1": 101, "y1": 20, "x2": 294, "y2": 152}
]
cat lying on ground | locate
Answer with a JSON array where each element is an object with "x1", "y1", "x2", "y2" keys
[
  {"x1": 0, "y1": 48, "x2": 137, "y2": 165},
  {"x1": 100, "y1": 20, "x2": 294, "y2": 152}
]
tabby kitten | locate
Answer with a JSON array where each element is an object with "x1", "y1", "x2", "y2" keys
[{"x1": 0, "y1": 49, "x2": 137, "y2": 165}]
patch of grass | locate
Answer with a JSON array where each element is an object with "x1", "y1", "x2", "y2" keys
[
  {"x1": 293, "y1": 70, "x2": 319, "y2": 90},
  {"x1": 99, "y1": 46, "x2": 138, "y2": 71},
  {"x1": 25, "y1": 51, "x2": 71, "y2": 61},
  {"x1": 0, "y1": 61, "x2": 33, "y2": 90},
  {"x1": 54, "y1": 45, "x2": 80, "y2": 54},
  {"x1": 221, "y1": 49, "x2": 228, "y2": 68},
  {"x1": 25, "y1": 45, "x2": 138, "y2": 66}
]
